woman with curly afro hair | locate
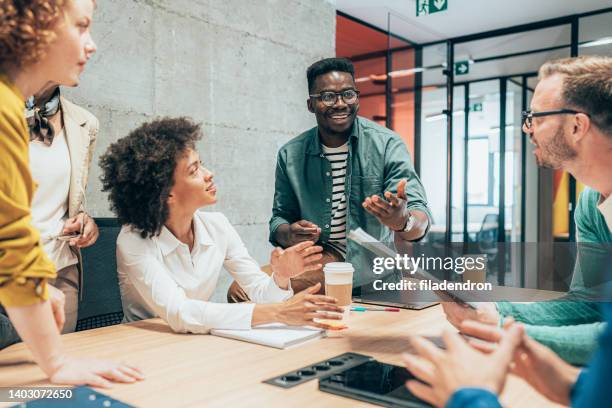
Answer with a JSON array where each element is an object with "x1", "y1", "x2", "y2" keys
[
  {"x1": 1, "y1": 0, "x2": 142, "y2": 387},
  {"x1": 100, "y1": 117, "x2": 346, "y2": 333}
]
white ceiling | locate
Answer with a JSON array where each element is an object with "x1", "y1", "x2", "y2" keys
[
  {"x1": 336, "y1": 0, "x2": 612, "y2": 84},
  {"x1": 335, "y1": 0, "x2": 612, "y2": 44}
]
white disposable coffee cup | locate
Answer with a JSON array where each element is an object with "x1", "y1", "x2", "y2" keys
[
  {"x1": 461, "y1": 254, "x2": 487, "y2": 284},
  {"x1": 323, "y1": 262, "x2": 354, "y2": 320},
  {"x1": 323, "y1": 262, "x2": 354, "y2": 291}
]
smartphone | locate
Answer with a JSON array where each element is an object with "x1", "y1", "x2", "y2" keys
[
  {"x1": 57, "y1": 217, "x2": 85, "y2": 242},
  {"x1": 57, "y1": 234, "x2": 81, "y2": 242}
]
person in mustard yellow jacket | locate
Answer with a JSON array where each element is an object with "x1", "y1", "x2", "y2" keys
[
  {"x1": 0, "y1": 0, "x2": 142, "y2": 386},
  {"x1": 0, "y1": 85, "x2": 101, "y2": 346}
]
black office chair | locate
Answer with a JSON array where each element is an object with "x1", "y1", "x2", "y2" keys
[
  {"x1": 476, "y1": 213, "x2": 499, "y2": 262},
  {"x1": 75, "y1": 218, "x2": 124, "y2": 331}
]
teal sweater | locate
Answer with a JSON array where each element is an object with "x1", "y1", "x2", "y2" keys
[{"x1": 497, "y1": 188, "x2": 611, "y2": 365}]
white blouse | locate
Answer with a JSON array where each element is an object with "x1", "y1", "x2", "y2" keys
[
  {"x1": 29, "y1": 129, "x2": 78, "y2": 270},
  {"x1": 117, "y1": 211, "x2": 293, "y2": 333}
]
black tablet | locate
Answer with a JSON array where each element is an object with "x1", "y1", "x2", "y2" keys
[{"x1": 319, "y1": 360, "x2": 431, "y2": 407}]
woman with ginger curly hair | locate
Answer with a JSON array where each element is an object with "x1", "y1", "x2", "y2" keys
[{"x1": 0, "y1": 0, "x2": 143, "y2": 387}]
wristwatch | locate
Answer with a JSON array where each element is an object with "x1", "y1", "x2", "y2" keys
[{"x1": 395, "y1": 211, "x2": 416, "y2": 233}]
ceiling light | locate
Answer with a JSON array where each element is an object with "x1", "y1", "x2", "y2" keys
[
  {"x1": 580, "y1": 37, "x2": 612, "y2": 48},
  {"x1": 370, "y1": 74, "x2": 388, "y2": 82},
  {"x1": 489, "y1": 125, "x2": 515, "y2": 132},
  {"x1": 353, "y1": 66, "x2": 430, "y2": 84},
  {"x1": 389, "y1": 67, "x2": 425, "y2": 77},
  {"x1": 425, "y1": 113, "x2": 446, "y2": 122},
  {"x1": 425, "y1": 110, "x2": 464, "y2": 122}
]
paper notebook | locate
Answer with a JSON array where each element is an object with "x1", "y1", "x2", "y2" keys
[{"x1": 211, "y1": 323, "x2": 324, "y2": 349}]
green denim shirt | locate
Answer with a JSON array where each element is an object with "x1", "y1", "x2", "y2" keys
[{"x1": 269, "y1": 116, "x2": 431, "y2": 286}]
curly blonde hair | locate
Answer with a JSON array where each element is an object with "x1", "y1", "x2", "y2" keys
[{"x1": 0, "y1": 0, "x2": 67, "y2": 68}]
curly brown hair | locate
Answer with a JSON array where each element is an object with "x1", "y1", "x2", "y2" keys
[
  {"x1": 0, "y1": 0, "x2": 67, "y2": 68},
  {"x1": 99, "y1": 117, "x2": 202, "y2": 238}
]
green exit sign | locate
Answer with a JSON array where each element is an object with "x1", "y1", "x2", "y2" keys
[
  {"x1": 417, "y1": 0, "x2": 448, "y2": 16},
  {"x1": 471, "y1": 102, "x2": 483, "y2": 112},
  {"x1": 454, "y1": 60, "x2": 469, "y2": 75}
]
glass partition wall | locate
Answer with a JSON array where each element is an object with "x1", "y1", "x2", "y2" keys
[
  {"x1": 449, "y1": 24, "x2": 573, "y2": 286},
  {"x1": 418, "y1": 43, "x2": 448, "y2": 241},
  {"x1": 336, "y1": 12, "x2": 417, "y2": 154},
  {"x1": 337, "y1": 8, "x2": 611, "y2": 290}
]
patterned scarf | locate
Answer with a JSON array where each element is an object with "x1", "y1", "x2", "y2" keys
[{"x1": 25, "y1": 86, "x2": 61, "y2": 145}]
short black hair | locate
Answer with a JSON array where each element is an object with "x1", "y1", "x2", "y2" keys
[
  {"x1": 99, "y1": 117, "x2": 202, "y2": 238},
  {"x1": 306, "y1": 57, "x2": 355, "y2": 93}
]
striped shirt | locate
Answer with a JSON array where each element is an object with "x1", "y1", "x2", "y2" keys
[{"x1": 322, "y1": 142, "x2": 349, "y2": 258}]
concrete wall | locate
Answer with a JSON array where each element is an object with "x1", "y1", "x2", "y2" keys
[{"x1": 64, "y1": 0, "x2": 336, "y2": 300}]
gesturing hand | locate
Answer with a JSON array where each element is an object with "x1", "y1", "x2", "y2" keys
[
  {"x1": 271, "y1": 241, "x2": 323, "y2": 289},
  {"x1": 362, "y1": 179, "x2": 409, "y2": 231},
  {"x1": 63, "y1": 213, "x2": 99, "y2": 248},
  {"x1": 402, "y1": 324, "x2": 524, "y2": 407},
  {"x1": 460, "y1": 319, "x2": 580, "y2": 406},
  {"x1": 441, "y1": 301, "x2": 500, "y2": 330},
  {"x1": 286, "y1": 220, "x2": 321, "y2": 246},
  {"x1": 277, "y1": 283, "x2": 345, "y2": 330}
]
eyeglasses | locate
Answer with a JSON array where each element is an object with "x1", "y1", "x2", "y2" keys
[
  {"x1": 309, "y1": 89, "x2": 360, "y2": 107},
  {"x1": 521, "y1": 109, "x2": 587, "y2": 130}
]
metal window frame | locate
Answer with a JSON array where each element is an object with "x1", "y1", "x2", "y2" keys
[
  {"x1": 336, "y1": 6, "x2": 610, "y2": 248},
  {"x1": 568, "y1": 16, "x2": 579, "y2": 242},
  {"x1": 444, "y1": 40, "x2": 454, "y2": 243},
  {"x1": 462, "y1": 82, "x2": 469, "y2": 245}
]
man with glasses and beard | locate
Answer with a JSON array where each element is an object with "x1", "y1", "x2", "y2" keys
[
  {"x1": 441, "y1": 55, "x2": 612, "y2": 367},
  {"x1": 228, "y1": 57, "x2": 432, "y2": 301}
]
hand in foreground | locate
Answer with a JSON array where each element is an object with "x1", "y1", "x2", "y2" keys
[
  {"x1": 50, "y1": 357, "x2": 145, "y2": 388},
  {"x1": 441, "y1": 301, "x2": 499, "y2": 330},
  {"x1": 402, "y1": 324, "x2": 524, "y2": 407},
  {"x1": 277, "y1": 283, "x2": 345, "y2": 330},
  {"x1": 286, "y1": 220, "x2": 321, "y2": 246},
  {"x1": 6, "y1": 299, "x2": 145, "y2": 390},
  {"x1": 47, "y1": 285, "x2": 66, "y2": 332},
  {"x1": 461, "y1": 319, "x2": 580, "y2": 406},
  {"x1": 362, "y1": 179, "x2": 409, "y2": 231},
  {"x1": 63, "y1": 213, "x2": 99, "y2": 248}
]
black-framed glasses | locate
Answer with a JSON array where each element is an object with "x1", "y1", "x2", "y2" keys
[
  {"x1": 309, "y1": 89, "x2": 360, "y2": 107},
  {"x1": 521, "y1": 109, "x2": 587, "y2": 130}
]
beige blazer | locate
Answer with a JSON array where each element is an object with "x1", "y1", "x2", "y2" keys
[
  {"x1": 60, "y1": 96, "x2": 98, "y2": 298},
  {"x1": 60, "y1": 96, "x2": 98, "y2": 218}
]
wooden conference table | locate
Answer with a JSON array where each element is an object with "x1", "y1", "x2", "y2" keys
[{"x1": 0, "y1": 305, "x2": 562, "y2": 408}]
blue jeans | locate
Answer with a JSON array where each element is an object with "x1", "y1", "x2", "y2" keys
[{"x1": 0, "y1": 312, "x2": 21, "y2": 350}]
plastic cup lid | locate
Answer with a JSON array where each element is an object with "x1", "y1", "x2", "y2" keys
[{"x1": 323, "y1": 262, "x2": 354, "y2": 272}]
